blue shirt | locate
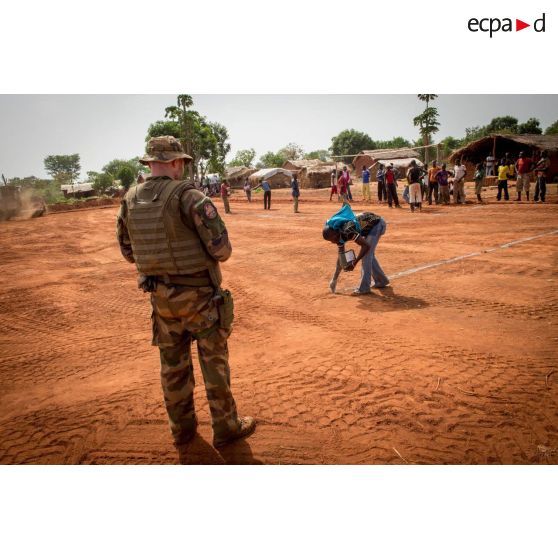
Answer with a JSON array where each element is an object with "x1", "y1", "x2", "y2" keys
[
  {"x1": 362, "y1": 169, "x2": 370, "y2": 184},
  {"x1": 262, "y1": 181, "x2": 271, "y2": 192},
  {"x1": 291, "y1": 179, "x2": 300, "y2": 197}
]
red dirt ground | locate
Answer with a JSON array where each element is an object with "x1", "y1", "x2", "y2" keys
[{"x1": 1, "y1": 183, "x2": 557, "y2": 464}]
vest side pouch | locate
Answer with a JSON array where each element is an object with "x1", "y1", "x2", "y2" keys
[{"x1": 218, "y1": 289, "x2": 234, "y2": 331}]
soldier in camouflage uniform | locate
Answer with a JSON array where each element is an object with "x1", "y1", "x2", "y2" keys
[{"x1": 116, "y1": 136, "x2": 256, "y2": 449}]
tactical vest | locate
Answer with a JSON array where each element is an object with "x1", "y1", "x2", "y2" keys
[{"x1": 126, "y1": 178, "x2": 218, "y2": 280}]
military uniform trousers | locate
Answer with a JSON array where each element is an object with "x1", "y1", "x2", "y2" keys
[{"x1": 150, "y1": 282, "x2": 239, "y2": 442}]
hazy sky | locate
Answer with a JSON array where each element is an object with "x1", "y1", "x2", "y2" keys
[{"x1": 0, "y1": 95, "x2": 556, "y2": 179}]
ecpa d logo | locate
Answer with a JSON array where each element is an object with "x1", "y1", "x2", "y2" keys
[{"x1": 468, "y1": 13, "x2": 546, "y2": 37}]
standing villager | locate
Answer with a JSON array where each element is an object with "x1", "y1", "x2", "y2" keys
[
  {"x1": 421, "y1": 163, "x2": 429, "y2": 202},
  {"x1": 486, "y1": 154, "x2": 496, "y2": 177},
  {"x1": 533, "y1": 150, "x2": 550, "y2": 203},
  {"x1": 330, "y1": 170, "x2": 339, "y2": 202},
  {"x1": 453, "y1": 159, "x2": 467, "y2": 204},
  {"x1": 428, "y1": 160, "x2": 441, "y2": 205},
  {"x1": 116, "y1": 136, "x2": 255, "y2": 451},
  {"x1": 262, "y1": 179, "x2": 271, "y2": 210},
  {"x1": 385, "y1": 164, "x2": 400, "y2": 208},
  {"x1": 376, "y1": 163, "x2": 387, "y2": 203},
  {"x1": 496, "y1": 158, "x2": 511, "y2": 201},
  {"x1": 337, "y1": 171, "x2": 349, "y2": 203},
  {"x1": 436, "y1": 163, "x2": 451, "y2": 205},
  {"x1": 514, "y1": 151, "x2": 533, "y2": 201},
  {"x1": 402, "y1": 173, "x2": 410, "y2": 205},
  {"x1": 323, "y1": 207, "x2": 389, "y2": 295},
  {"x1": 342, "y1": 166, "x2": 353, "y2": 202},
  {"x1": 291, "y1": 175, "x2": 300, "y2": 213},
  {"x1": 203, "y1": 175, "x2": 210, "y2": 196},
  {"x1": 243, "y1": 177, "x2": 252, "y2": 202},
  {"x1": 407, "y1": 160, "x2": 423, "y2": 212},
  {"x1": 361, "y1": 165, "x2": 371, "y2": 203},
  {"x1": 220, "y1": 179, "x2": 231, "y2": 214},
  {"x1": 209, "y1": 174, "x2": 219, "y2": 197},
  {"x1": 474, "y1": 162, "x2": 485, "y2": 203}
]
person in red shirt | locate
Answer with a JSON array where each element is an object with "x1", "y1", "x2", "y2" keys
[
  {"x1": 385, "y1": 164, "x2": 400, "y2": 208},
  {"x1": 220, "y1": 179, "x2": 231, "y2": 214},
  {"x1": 514, "y1": 151, "x2": 533, "y2": 201}
]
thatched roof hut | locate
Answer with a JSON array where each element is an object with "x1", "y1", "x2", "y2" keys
[
  {"x1": 449, "y1": 134, "x2": 558, "y2": 181},
  {"x1": 352, "y1": 148, "x2": 421, "y2": 174},
  {"x1": 282, "y1": 159, "x2": 324, "y2": 174},
  {"x1": 298, "y1": 163, "x2": 339, "y2": 189},
  {"x1": 60, "y1": 182, "x2": 95, "y2": 198},
  {"x1": 225, "y1": 166, "x2": 256, "y2": 189},
  {"x1": 249, "y1": 168, "x2": 293, "y2": 189}
]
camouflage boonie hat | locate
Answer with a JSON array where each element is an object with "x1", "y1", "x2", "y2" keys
[{"x1": 139, "y1": 136, "x2": 193, "y2": 164}]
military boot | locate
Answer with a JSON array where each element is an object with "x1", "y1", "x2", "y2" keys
[
  {"x1": 516, "y1": 192, "x2": 522, "y2": 201},
  {"x1": 214, "y1": 416, "x2": 256, "y2": 448},
  {"x1": 173, "y1": 419, "x2": 198, "y2": 448}
]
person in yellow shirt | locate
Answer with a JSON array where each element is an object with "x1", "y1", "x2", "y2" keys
[{"x1": 497, "y1": 158, "x2": 511, "y2": 201}]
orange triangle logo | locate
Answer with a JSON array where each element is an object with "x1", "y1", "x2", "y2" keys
[{"x1": 516, "y1": 19, "x2": 530, "y2": 31}]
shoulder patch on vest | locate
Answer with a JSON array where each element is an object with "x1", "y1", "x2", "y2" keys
[{"x1": 203, "y1": 201, "x2": 218, "y2": 220}]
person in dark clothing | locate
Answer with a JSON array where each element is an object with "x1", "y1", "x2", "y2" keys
[
  {"x1": 376, "y1": 163, "x2": 387, "y2": 203},
  {"x1": 534, "y1": 150, "x2": 550, "y2": 203},
  {"x1": 385, "y1": 164, "x2": 400, "y2": 208},
  {"x1": 291, "y1": 176, "x2": 300, "y2": 213},
  {"x1": 406, "y1": 160, "x2": 423, "y2": 212},
  {"x1": 262, "y1": 179, "x2": 272, "y2": 209}
]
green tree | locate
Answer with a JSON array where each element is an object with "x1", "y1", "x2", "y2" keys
[
  {"x1": 229, "y1": 148, "x2": 256, "y2": 168},
  {"x1": 545, "y1": 119, "x2": 558, "y2": 135},
  {"x1": 146, "y1": 120, "x2": 182, "y2": 140},
  {"x1": 330, "y1": 129, "x2": 376, "y2": 164},
  {"x1": 258, "y1": 151, "x2": 286, "y2": 168},
  {"x1": 148, "y1": 95, "x2": 231, "y2": 180},
  {"x1": 93, "y1": 173, "x2": 113, "y2": 195},
  {"x1": 417, "y1": 94, "x2": 438, "y2": 108},
  {"x1": 44, "y1": 154, "x2": 81, "y2": 183},
  {"x1": 439, "y1": 136, "x2": 462, "y2": 159},
  {"x1": 102, "y1": 158, "x2": 145, "y2": 179},
  {"x1": 486, "y1": 116, "x2": 518, "y2": 134},
  {"x1": 278, "y1": 142, "x2": 304, "y2": 161},
  {"x1": 206, "y1": 122, "x2": 231, "y2": 175},
  {"x1": 375, "y1": 137, "x2": 412, "y2": 149},
  {"x1": 86, "y1": 171, "x2": 100, "y2": 183},
  {"x1": 463, "y1": 125, "x2": 487, "y2": 143},
  {"x1": 304, "y1": 149, "x2": 330, "y2": 161},
  {"x1": 518, "y1": 118, "x2": 542, "y2": 135},
  {"x1": 414, "y1": 95, "x2": 440, "y2": 163},
  {"x1": 117, "y1": 166, "x2": 135, "y2": 190}
]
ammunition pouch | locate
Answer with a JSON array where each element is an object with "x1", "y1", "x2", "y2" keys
[{"x1": 213, "y1": 288, "x2": 234, "y2": 330}]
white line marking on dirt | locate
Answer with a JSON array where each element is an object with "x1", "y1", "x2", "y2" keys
[{"x1": 388, "y1": 229, "x2": 558, "y2": 280}]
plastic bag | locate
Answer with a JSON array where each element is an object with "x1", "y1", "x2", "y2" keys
[{"x1": 325, "y1": 204, "x2": 361, "y2": 232}]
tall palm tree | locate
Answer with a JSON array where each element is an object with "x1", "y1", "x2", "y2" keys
[{"x1": 415, "y1": 95, "x2": 440, "y2": 162}]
